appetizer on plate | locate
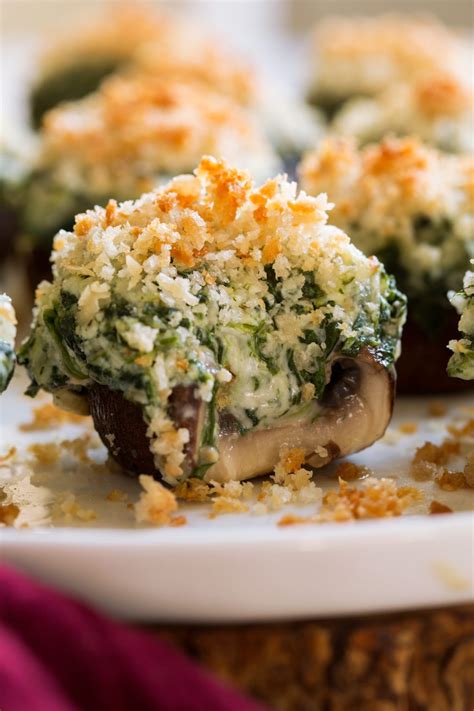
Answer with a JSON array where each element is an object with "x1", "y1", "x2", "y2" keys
[
  {"x1": 298, "y1": 136, "x2": 473, "y2": 393},
  {"x1": 307, "y1": 14, "x2": 464, "y2": 119},
  {"x1": 19, "y1": 157, "x2": 406, "y2": 484},
  {"x1": 334, "y1": 73, "x2": 474, "y2": 153},
  {"x1": 448, "y1": 266, "x2": 474, "y2": 380},
  {"x1": 133, "y1": 28, "x2": 323, "y2": 175},
  {"x1": 0, "y1": 294, "x2": 16, "y2": 393},
  {"x1": 18, "y1": 75, "x2": 279, "y2": 288},
  {"x1": 29, "y1": 6, "x2": 187, "y2": 127}
]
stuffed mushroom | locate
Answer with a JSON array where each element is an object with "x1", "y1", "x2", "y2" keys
[
  {"x1": 29, "y1": 6, "x2": 187, "y2": 127},
  {"x1": 0, "y1": 294, "x2": 16, "y2": 393},
  {"x1": 133, "y1": 32, "x2": 323, "y2": 177},
  {"x1": 334, "y1": 73, "x2": 474, "y2": 154},
  {"x1": 299, "y1": 136, "x2": 473, "y2": 393},
  {"x1": 19, "y1": 75, "x2": 280, "y2": 287},
  {"x1": 19, "y1": 157, "x2": 405, "y2": 484},
  {"x1": 448, "y1": 266, "x2": 474, "y2": 380},
  {"x1": 307, "y1": 14, "x2": 464, "y2": 120}
]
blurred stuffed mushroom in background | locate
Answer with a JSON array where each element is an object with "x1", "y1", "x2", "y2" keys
[
  {"x1": 298, "y1": 135, "x2": 473, "y2": 393},
  {"x1": 18, "y1": 157, "x2": 406, "y2": 485},
  {"x1": 28, "y1": 5, "x2": 190, "y2": 128},
  {"x1": 306, "y1": 14, "x2": 466, "y2": 121},
  {"x1": 17, "y1": 74, "x2": 280, "y2": 289},
  {"x1": 333, "y1": 72, "x2": 474, "y2": 154}
]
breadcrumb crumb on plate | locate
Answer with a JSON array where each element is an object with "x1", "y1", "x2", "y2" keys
[{"x1": 0, "y1": 371, "x2": 473, "y2": 621}]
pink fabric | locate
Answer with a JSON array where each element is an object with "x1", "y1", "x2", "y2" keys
[{"x1": 0, "y1": 565, "x2": 266, "y2": 711}]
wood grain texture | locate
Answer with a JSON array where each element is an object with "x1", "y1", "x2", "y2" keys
[{"x1": 149, "y1": 605, "x2": 474, "y2": 711}]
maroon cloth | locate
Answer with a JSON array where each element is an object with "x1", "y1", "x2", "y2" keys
[{"x1": 0, "y1": 566, "x2": 266, "y2": 711}]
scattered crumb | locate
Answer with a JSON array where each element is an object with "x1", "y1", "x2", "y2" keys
[
  {"x1": 174, "y1": 478, "x2": 210, "y2": 502},
  {"x1": 436, "y1": 469, "x2": 466, "y2": 491},
  {"x1": 61, "y1": 436, "x2": 94, "y2": 463},
  {"x1": 20, "y1": 403, "x2": 88, "y2": 431},
  {"x1": 464, "y1": 455, "x2": 474, "y2": 488},
  {"x1": 399, "y1": 422, "x2": 418, "y2": 435},
  {"x1": 334, "y1": 461, "x2": 370, "y2": 481},
  {"x1": 0, "y1": 447, "x2": 16, "y2": 465},
  {"x1": 0, "y1": 502, "x2": 20, "y2": 525},
  {"x1": 427, "y1": 401, "x2": 447, "y2": 417},
  {"x1": 169, "y1": 515, "x2": 187, "y2": 527},
  {"x1": 447, "y1": 418, "x2": 474, "y2": 438},
  {"x1": 53, "y1": 493, "x2": 97, "y2": 522},
  {"x1": 209, "y1": 497, "x2": 249, "y2": 517},
  {"x1": 319, "y1": 477, "x2": 421, "y2": 523},
  {"x1": 277, "y1": 477, "x2": 421, "y2": 526},
  {"x1": 134, "y1": 474, "x2": 178, "y2": 526},
  {"x1": 106, "y1": 489, "x2": 128, "y2": 503},
  {"x1": 429, "y1": 500, "x2": 453, "y2": 515},
  {"x1": 28, "y1": 442, "x2": 61, "y2": 464},
  {"x1": 278, "y1": 514, "x2": 313, "y2": 527}
]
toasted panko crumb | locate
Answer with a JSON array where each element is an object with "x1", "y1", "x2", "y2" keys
[
  {"x1": 0, "y1": 447, "x2": 16, "y2": 464},
  {"x1": 334, "y1": 461, "x2": 370, "y2": 481},
  {"x1": 134, "y1": 474, "x2": 178, "y2": 526},
  {"x1": 410, "y1": 421, "x2": 473, "y2": 491},
  {"x1": 28, "y1": 442, "x2": 61, "y2": 464},
  {"x1": 436, "y1": 470, "x2": 466, "y2": 491},
  {"x1": 429, "y1": 500, "x2": 453, "y2": 515},
  {"x1": 464, "y1": 455, "x2": 474, "y2": 488},
  {"x1": 174, "y1": 477, "x2": 211, "y2": 502},
  {"x1": 447, "y1": 418, "x2": 474, "y2": 438},
  {"x1": 54, "y1": 493, "x2": 97, "y2": 522},
  {"x1": 278, "y1": 514, "x2": 313, "y2": 527},
  {"x1": 106, "y1": 489, "x2": 128, "y2": 503},
  {"x1": 61, "y1": 436, "x2": 94, "y2": 463},
  {"x1": 209, "y1": 498, "x2": 249, "y2": 517},
  {"x1": 320, "y1": 477, "x2": 421, "y2": 522},
  {"x1": 428, "y1": 401, "x2": 447, "y2": 417},
  {"x1": 399, "y1": 422, "x2": 418, "y2": 435},
  {"x1": 20, "y1": 403, "x2": 87, "y2": 431},
  {"x1": 0, "y1": 502, "x2": 20, "y2": 525}
]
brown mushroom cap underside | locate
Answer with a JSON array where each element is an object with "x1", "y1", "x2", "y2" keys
[
  {"x1": 88, "y1": 347, "x2": 395, "y2": 483},
  {"x1": 397, "y1": 310, "x2": 474, "y2": 394}
]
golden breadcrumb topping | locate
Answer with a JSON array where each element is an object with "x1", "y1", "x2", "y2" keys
[
  {"x1": 36, "y1": 6, "x2": 188, "y2": 74},
  {"x1": 134, "y1": 32, "x2": 256, "y2": 107},
  {"x1": 332, "y1": 73, "x2": 473, "y2": 152},
  {"x1": 40, "y1": 74, "x2": 278, "y2": 194},
  {"x1": 310, "y1": 14, "x2": 463, "y2": 97},
  {"x1": 299, "y1": 136, "x2": 473, "y2": 290}
]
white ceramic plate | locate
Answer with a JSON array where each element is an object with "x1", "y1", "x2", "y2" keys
[{"x1": 1, "y1": 373, "x2": 473, "y2": 622}]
